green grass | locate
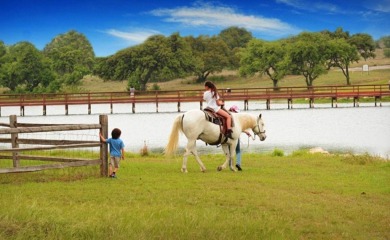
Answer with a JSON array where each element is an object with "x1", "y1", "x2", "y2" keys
[{"x1": 0, "y1": 151, "x2": 389, "y2": 239}]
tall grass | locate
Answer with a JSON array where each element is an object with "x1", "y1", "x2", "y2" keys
[{"x1": 0, "y1": 151, "x2": 389, "y2": 239}]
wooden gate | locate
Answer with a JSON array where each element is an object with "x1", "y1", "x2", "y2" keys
[{"x1": 0, "y1": 115, "x2": 109, "y2": 176}]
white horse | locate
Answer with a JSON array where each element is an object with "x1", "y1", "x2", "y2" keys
[{"x1": 164, "y1": 109, "x2": 266, "y2": 173}]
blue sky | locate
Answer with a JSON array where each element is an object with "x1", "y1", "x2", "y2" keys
[{"x1": 1, "y1": 0, "x2": 390, "y2": 57}]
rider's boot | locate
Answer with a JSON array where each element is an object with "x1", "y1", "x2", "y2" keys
[{"x1": 225, "y1": 129, "x2": 233, "y2": 139}]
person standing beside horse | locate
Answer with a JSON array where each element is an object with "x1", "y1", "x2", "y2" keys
[
  {"x1": 229, "y1": 105, "x2": 252, "y2": 171},
  {"x1": 203, "y1": 81, "x2": 233, "y2": 139}
]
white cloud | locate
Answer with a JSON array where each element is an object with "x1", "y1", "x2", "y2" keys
[
  {"x1": 369, "y1": 0, "x2": 390, "y2": 12},
  {"x1": 275, "y1": 0, "x2": 342, "y2": 14},
  {"x1": 105, "y1": 29, "x2": 161, "y2": 43},
  {"x1": 149, "y1": 2, "x2": 299, "y2": 36}
]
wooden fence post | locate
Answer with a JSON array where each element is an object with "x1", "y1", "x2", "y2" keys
[
  {"x1": 100, "y1": 115, "x2": 108, "y2": 177},
  {"x1": 10, "y1": 115, "x2": 19, "y2": 167}
]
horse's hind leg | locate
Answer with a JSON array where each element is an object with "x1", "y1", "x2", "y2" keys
[
  {"x1": 182, "y1": 149, "x2": 189, "y2": 173},
  {"x1": 183, "y1": 140, "x2": 206, "y2": 173}
]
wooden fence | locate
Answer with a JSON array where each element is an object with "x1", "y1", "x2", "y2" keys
[
  {"x1": 0, "y1": 115, "x2": 109, "y2": 176},
  {"x1": 1, "y1": 84, "x2": 389, "y2": 115}
]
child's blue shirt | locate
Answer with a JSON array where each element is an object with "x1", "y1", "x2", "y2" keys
[{"x1": 106, "y1": 138, "x2": 124, "y2": 157}]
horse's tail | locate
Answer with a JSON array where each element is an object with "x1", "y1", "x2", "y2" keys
[{"x1": 164, "y1": 114, "x2": 184, "y2": 156}]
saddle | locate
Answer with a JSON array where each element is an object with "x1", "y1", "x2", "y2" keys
[{"x1": 202, "y1": 107, "x2": 234, "y2": 145}]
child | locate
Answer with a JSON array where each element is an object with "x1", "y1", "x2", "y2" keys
[
  {"x1": 203, "y1": 81, "x2": 233, "y2": 138},
  {"x1": 100, "y1": 128, "x2": 125, "y2": 178}
]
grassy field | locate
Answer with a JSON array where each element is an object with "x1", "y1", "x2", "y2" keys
[
  {"x1": 80, "y1": 67, "x2": 390, "y2": 93},
  {"x1": 0, "y1": 150, "x2": 389, "y2": 239},
  {"x1": 78, "y1": 67, "x2": 390, "y2": 103}
]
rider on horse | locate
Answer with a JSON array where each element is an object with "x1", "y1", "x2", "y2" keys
[{"x1": 203, "y1": 81, "x2": 233, "y2": 139}]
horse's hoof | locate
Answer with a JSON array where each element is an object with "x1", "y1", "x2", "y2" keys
[
  {"x1": 229, "y1": 166, "x2": 236, "y2": 172},
  {"x1": 217, "y1": 166, "x2": 222, "y2": 171},
  {"x1": 201, "y1": 169, "x2": 206, "y2": 173},
  {"x1": 181, "y1": 168, "x2": 188, "y2": 173}
]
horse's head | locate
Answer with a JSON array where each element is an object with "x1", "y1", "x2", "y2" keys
[{"x1": 253, "y1": 114, "x2": 266, "y2": 141}]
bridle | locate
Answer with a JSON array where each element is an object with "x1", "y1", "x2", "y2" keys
[{"x1": 252, "y1": 124, "x2": 266, "y2": 135}]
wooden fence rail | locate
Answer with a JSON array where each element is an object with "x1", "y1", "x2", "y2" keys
[
  {"x1": 0, "y1": 84, "x2": 389, "y2": 115},
  {"x1": 0, "y1": 115, "x2": 109, "y2": 175}
]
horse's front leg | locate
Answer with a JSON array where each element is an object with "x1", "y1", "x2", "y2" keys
[
  {"x1": 218, "y1": 144, "x2": 236, "y2": 172},
  {"x1": 229, "y1": 143, "x2": 237, "y2": 171}
]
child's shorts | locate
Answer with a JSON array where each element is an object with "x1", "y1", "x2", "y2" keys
[{"x1": 110, "y1": 156, "x2": 121, "y2": 168}]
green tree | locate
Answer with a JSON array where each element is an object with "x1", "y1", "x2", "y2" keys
[
  {"x1": 127, "y1": 33, "x2": 194, "y2": 91},
  {"x1": 326, "y1": 38, "x2": 360, "y2": 85},
  {"x1": 378, "y1": 36, "x2": 390, "y2": 58},
  {"x1": 288, "y1": 32, "x2": 330, "y2": 87},
  {"x1": 381, "y1": 36, "x2": 390, "y2": 48},
  {"x1": 43, "y1": 30, "x2": 95, "y2": 86},
  {"x1": 93, "y1": 49, "x2": 135, "y2": 82},
  {"x1": 0, "y1": 42, "x2": 55, "y2": 92},
  {"x1": 0, "y1": 41, "x2": 6, "y2": 59},
  {"x1": 93, "y1": 57, "x2": 112, "y2": 81},
  {"x1": 186, "y1": 35, "x2": 229, "y2": 82},
  {"x1": 322, "y1": 27, "x2": 350, "y2": 40},
  {"x1": 219, "y1": 27, "x2": 253, "y2": 50},
  {"x1": 384, "y1": 48, "x2": 390, "y2": 58},
  {"x1": 219, "y1": 27, "x2": 253, "y2": 69},
  {"x1": 240, "y1": 39, "x2": 288, "y2": 89},
  {"x1": 0, "y1": 41, "x2": 7, "y2": 73},
  {"x1": 348, "y1": 33, "x2": 376, "y2": 61}
]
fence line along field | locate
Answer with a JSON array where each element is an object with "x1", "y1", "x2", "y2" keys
[
  {"x1": 1, "y1": 84, "x2": 389, "y2": 116},
  {"x1": 0, "y1": 115, "x2": 109, "y2": 175}
]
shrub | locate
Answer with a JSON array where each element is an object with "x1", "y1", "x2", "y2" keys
[
  {"x1": 151, "y1": 83, "x2": 161, "y2": 91},
  {"x1": 140, "y1": 141, "x2": 149, "y2": 156},
  {"x1": 341, "y1": 152, "x2": 382, "y2": 165},
  {"x1": 272, "y1": 148, "x2": 284, "y2": 157},
  {"x1": 383, "y1": 48, "x2": 390, "y2": 58}
]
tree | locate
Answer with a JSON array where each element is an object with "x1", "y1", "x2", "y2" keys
[
  {"x1": 0, "y1": 41, "x2": 7, "y2": 73},
  {"x1": 0, "y1": 42, "x2": 55, "y2": 92},
  {"x1": 219, "y1": 27, "x2": 253, "y2": 50},
  {"x1": 0, "y1": 41, "x2": 6, "y2": 59},
  {"x1": 322, "y1": 27, "x2": 350, "y2": 40},
  {"x1": 93, "y1": 57, "x2": 113, "y2": 81},
  {"x1": 288, "y1": 32, "x2": 330, "y2": 87},
  {"x1": 326, "y1": 38, "x2": 360, "y2": 85},
  {"x1": 378, "y1": 36, "x2": 390, "y2": 58},
  {"x1": 93, "y1": 49, "x2": 135, "y2": 82},
  {"x1": 380, "y1": 36, "x2": 390, "y2": 48},
  {"x1": 127, "y1": 33, "x2": 194, "y2": 91},
  {"x1": 239, "y1": 39, "x2": 288, "y2": 89},
  {"x1": 160, "y1": 33, "x2": 194, "y2": 80},
  {"x1": 219, "y1": 27, "x2": 253, "y2": 69},
  {"x1": 186, "y1": 35, "x2": 230, "y2": 82},
  {"x1": 43, "y1": 30, "x2": 95, "y2": 85},
  {"x1": 348, "y1": 33, "x2": 376, "y2": 61}
]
